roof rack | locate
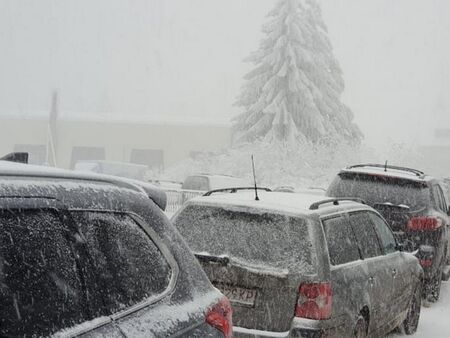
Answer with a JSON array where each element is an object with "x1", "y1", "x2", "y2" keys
[
  {"x1": 309, "y1": 198, "x2": 366, "y2": 210},
  {"x1": 203, "y1": 187, "x2": 272, "y2": 197},
  {"x1": 346, "y1": 164, "x2": 425, "y2": 177}
]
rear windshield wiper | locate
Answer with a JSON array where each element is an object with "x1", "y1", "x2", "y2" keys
[
  {"x1": 194, "y1": 252, "x2": 230, "y2": 265},
  {"x1": 373, "y1": 202, "x2": 410, "y2": 211}
]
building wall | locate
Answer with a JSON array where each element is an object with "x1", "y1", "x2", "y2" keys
[{"x1": 0, "y1": 118, "x2": 231, "y2": 169}]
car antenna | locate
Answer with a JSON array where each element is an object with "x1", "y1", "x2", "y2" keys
[
  {"x1": 384, "y1": 160, "x2": 388, "y2": 172},
  {"x1": 251, "y1": 155, "x2": 259, "y2": 201}
]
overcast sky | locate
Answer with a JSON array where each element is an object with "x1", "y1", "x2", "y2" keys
[{"x1": 0, "y1": 0, "x2": 449, "y2": 146}]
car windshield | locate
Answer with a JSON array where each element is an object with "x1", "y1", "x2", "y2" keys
[
  {"x1": 327, "y1": 173, "x2": 430, "y2": 211},
  {"x1": 173, "y1": 204, "x2": 316, "y2": 273}
]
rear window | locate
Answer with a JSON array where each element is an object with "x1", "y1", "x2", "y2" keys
[
  {"x1": 71, "y1": 211, "x2": 173, "y2": 316},
  {"x1": 327, "y1": 173, "x2": 430, "y2": 211},
  {"x1": 173, "y1": 204, "x2": 316, "y2": 272}
]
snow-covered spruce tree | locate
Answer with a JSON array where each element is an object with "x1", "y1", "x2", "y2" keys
[{"x1": 233, "y1": 0, "x2": 362, "y2": 145}]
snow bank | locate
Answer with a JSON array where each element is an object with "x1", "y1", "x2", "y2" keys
[{"x1": 389, "y1": 281, "x2": 450, "y2": 338}]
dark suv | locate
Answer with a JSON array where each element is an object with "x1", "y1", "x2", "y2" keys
[
  {"x1": 327, "y1": 164, "x2": 450, "y2": 302},
  {"x1": 0, "y1": 160, "x2": 231, "y2": 337},
  {"x1": 172, "y1": 189, "x2": 423, "y2": 337}
]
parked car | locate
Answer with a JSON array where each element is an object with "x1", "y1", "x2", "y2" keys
[
  {"x1": 172, "y1": 189, "x2": 423, "y2": 338},
  {"x1": 327, "y1": 163, "x2": 450, "y2": 302},
  {"x1": 74, "y1": 160, "x2": 148, "y2": 181},
  {"x1": 0, "y1": 160, "x2": 231, "y2": 338},
  {"x1": 181, "y1": 174, "x2": 248, "y2": 192}
]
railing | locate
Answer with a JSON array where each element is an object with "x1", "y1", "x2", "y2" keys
[{"x1": 163, "y1": 188, "x2": 204, "y2": 215}]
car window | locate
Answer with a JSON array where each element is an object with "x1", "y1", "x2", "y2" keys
[
  {"x1": 71, "y1": 211, "x2": 172, "y2": 316},
  {"x1": 433, "y1": 185, "x2": 447, "y2": 212},
  {"x1": 327, "y1": 173, "x2": 430, "y2": 211},
  {"x1": 0, "y1": 209, "x2": 86, "y2": 337},
  {"x1": 367, "y1": 212, "x2": 397, "y2": 254},
  {"x1": 349, "y1": 212, "x2": 383, "y2": 259},
  {"x1": 322, "y1": 214, "x2": 361, "y2": 265},
  {"x1": 182, "y1": 176, "x2": 209, "y2": 191},
  {"x1": 173, "y1": 205, "x2": 316, "y2": 272}
]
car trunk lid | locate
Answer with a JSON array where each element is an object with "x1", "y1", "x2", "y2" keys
[{"x1": 197, "y1": 254, "x2": 303, "y2": 332}]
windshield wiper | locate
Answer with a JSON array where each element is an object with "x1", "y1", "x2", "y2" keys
[
  {"x1": 194, "y1": 252, "x2": 230, "y2": 265},
  {"x1": 373, "y1": 202, "x2": 410, "y2": 211}
]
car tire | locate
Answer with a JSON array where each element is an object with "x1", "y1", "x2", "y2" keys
[
  {"x1": 353, "y1": 316, "x2": 368, "y2": 338},
  {"x1": 427, "y1": 266, "x2": 443, "y2": 303},
  {"x1": 403, "y1": 283, "x2": 422, "y2": 335}
]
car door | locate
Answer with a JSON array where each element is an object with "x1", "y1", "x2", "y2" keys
[
  {"x1": 348, "y1": 211, "x2": 393, "y2": 335},
  {"x1": 322, "y1": 214, "x2": 368, "y2": 331},
  {"x1": 367, "y1": 211, "x2": 411, "y2": 328}
]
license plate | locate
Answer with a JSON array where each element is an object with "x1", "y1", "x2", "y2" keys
[{"x1": 214, "y1": 284, "x2": 257, "y2": 307}]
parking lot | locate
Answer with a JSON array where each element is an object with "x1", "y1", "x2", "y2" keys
[{"x1": 390, "y1": 281, "x2": 449, "y2": 337}]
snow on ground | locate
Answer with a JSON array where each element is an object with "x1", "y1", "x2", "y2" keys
[{"x1": 389, "y1": 281, "x2": 450, "y2": 338}]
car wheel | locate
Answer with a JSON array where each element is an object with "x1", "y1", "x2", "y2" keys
[
  {"x1": 403, "y1": 284, "x2": 422, "y2": 335},
  {"x1": 427, "y1": 267, "x2": 443, "y2": 303},
  {"x1": 353, "y1": 316, "x2": 368, "y2": 338}
]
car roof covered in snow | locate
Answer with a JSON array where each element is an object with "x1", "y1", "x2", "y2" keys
[
  {"x1": 0, "y1": 160, "x2": 167, "y2": 210},
  {"x1": 186, "y1": 190, "x2": 371, "y2": 217},
  {"x1": 339, "y1": 164, "x2": 435, "y2": 183}
]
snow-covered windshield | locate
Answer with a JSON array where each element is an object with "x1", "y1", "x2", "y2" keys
[
  {"x1": 173, "y1": 204, "x2": 316, "y2": 272},
  {"x1": 327, "y1": 174, "x2": 430, "y2": 211}
]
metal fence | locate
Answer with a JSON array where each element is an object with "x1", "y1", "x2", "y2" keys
[{"x1": 164, "y1": 188, "x2": 204, "y2": 215}]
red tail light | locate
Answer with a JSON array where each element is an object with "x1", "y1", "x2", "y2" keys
[
  {"x1": 407, "y1": 217, "x2": 443, "y2": 231},
  {"x1": 295, "y1": 282, "x2": 332, "y2": 320},
  {"x1": 206, "y1": 297, "x2": 233, "y2": 338},
  {"x1": 419, "y1": 259, "x2": 433, "y2": 267}
]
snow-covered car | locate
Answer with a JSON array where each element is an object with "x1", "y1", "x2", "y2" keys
[
  {"x1": 172, "y1": 189, "x2": 423, "y2": 338},
  {"x1": 74, "y1": 160, "x2": 148, "y2": 181},
  {"x1": 0, "y1": 160, "x2": 232, "y2": 338},
  {"x1": 327, "y1": 164, "x2": 450, "y2": 302},
  {"x1": 181, "y1": 174, "x2": 248, "y2": 192}
]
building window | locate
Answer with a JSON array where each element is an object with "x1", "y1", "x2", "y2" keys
[
  {"x1": 70, "y1": 147, "x2": 105, "y2": 169},
  {"x1": 13, "y1": 144, "x2": 47, "y2": 165},
  {"x1": 130, "y1": 149, "x2": 164, "y2": 170}
]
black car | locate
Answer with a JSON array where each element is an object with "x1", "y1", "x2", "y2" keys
[
  {"x1": 327, "y1": 163, "x2": 450, "y2": 302},
  {"x1": 0, "y1": 160, "x2": 231, "y2": 337},
  {"x1": 172, "y1": 189, "x2": 423, "y2": 338}
]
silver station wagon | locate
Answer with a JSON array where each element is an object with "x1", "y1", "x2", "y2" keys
[{"x1": 172, "y1": 189, "x2": 424, "y2": 338}]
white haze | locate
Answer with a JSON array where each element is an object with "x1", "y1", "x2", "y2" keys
[{"x1": 0, "y1": 0, "x2": 449, "y2": 146}]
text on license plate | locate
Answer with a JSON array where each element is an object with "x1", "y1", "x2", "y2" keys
[{"x1": 214, "y1": 284, "x2": 257, "y2": 307}]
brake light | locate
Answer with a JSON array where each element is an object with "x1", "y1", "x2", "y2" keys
[
  {"x1": 407, "y1": 217, "x2": 443, "y2": 231},
  {"x1": 206, "y1": 297, "x2": 233, "y2": 338},
  {"x1": 419, "y1": 259, "x2": 433, "y2": 267},
  {"x1": 295, "y1": 282, "x2": 332, "y2": 320}
]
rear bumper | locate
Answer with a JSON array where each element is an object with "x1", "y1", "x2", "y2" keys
[
  {"x1": 233, "y1": 317, "x2": 346, "y2": 338},
  {"x1": 289, "y1": 317, "x2": 346, "y2": 338},
  {"x1": 233, "y1": 326, "x2": 289, "y2": 338}
]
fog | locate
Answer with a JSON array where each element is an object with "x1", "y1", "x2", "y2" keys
[{"x1": 0, "y1": 0, "x2": 449, "y2": 146}]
